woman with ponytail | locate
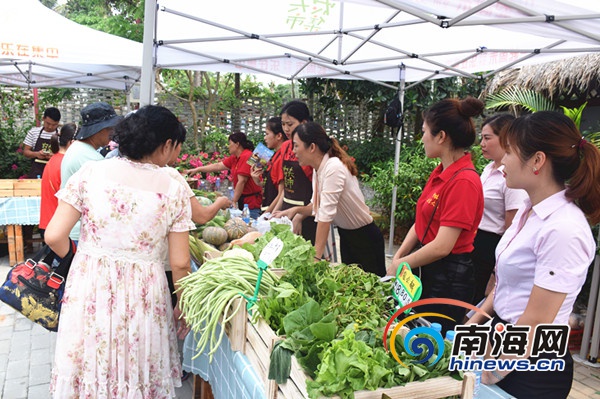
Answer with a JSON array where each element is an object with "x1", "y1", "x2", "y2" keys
[
  {"x1": 185, "y1": 132, "x2": 263, "y2": 219},
  {"x1": 39, "y1": 123, "x2": 77, "y2": 239},
  {"x1": 288, "y1": 121, "x2": 386, "y2": 276},
  {"x1": 389, "y1": 96, "x2": 485, "y2": 333},
  {"x1": 468, "y1": 111, "x2": 600, "y2": 398},
  {"x1": 271, "y1": 100, "x2": 318, "y2": 244}
]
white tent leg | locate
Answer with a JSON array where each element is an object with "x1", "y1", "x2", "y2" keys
[
  {"x1": 386, "y1": 65, "x2": 405, "y2": 257},
  {"x1": 140, "y1": 0, "x2": 158, "y2": 106}
]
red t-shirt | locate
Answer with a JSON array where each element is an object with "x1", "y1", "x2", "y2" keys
[
  {"x1": 268, "y1": 145, "x2": 284, "y2": 186},
  {"x1": 39, "y1": 153, "x2": 64, "y2": 229},
  {"x1": 415, "y1": 153, "x2": 483, "y2": 254},
  {"x1": 223, "y1": 149, "x2": 263, "y2": 209},
  {"x1": 280, "y1": 140, "x2": 313, "y2": 180}
]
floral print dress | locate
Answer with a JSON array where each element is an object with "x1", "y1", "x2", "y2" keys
[{"x1": 50, "y1": 158, "x2": 195, "y2": 399}]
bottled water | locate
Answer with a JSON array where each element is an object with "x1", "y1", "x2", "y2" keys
[
  {"x1": 215, "y1": 177, "x2": 221, "y2": 191},
  {"x1": 241, "y1": 204, "x2": 250, "y2": 224}
]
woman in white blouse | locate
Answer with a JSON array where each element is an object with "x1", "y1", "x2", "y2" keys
[
  {"x1": 281, "y1": 121, "x2": 385, "y2": 276},
  {"x1": 471, "y1": 114, "x2": 528, "y2": 305},
  {"x1": 468, "y1": 111, "x2": 600, "y2": 398}
]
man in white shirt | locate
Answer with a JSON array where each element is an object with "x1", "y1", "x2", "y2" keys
[{"x1": 22, "y1": 107, "x2": 61, "y2": 178}]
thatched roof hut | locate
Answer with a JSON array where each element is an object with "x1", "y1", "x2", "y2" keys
[{"x1": 484, "y1": 54, "x2": 600, "y2": 102}]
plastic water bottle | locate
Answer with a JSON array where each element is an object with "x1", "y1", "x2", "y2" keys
[
  {"x1": 228, "y1": 186, "x2": 234, "y2": 201},
  {"x1": 242, "y1": 204, "x2": 250, "y2": 224},
  {"x1": 445, "y1": 330, "x2": 456, "y2": 342},
  {"x1": 215, "y1": 177, "x2": 221, "y2": 192},
  {"x1": 473, "y1": 354, "x2": 483, "y2": 398},
  {"x1": 430, "y1": 323, "x2": 442, "y2": 334}
]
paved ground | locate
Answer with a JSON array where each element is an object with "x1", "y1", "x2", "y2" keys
[
  {"x1": 1, "y1": 244, "x2": 599, "y2": 398},
  {"x1": 0, "y1": 249, "x2": 192, "y2": 399}
]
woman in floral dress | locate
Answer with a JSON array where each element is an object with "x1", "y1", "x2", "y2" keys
[{"x1": 45, "y1": 105, "x2": 195, "y2": 398}]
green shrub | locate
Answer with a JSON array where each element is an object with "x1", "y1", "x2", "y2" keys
[
  {"x1": 343, "y1": 136, "x2": 395, "y2": 176},
  {"x1": 0, "y1": 89, "x2": 34, "y2": 179},
  {"x1": 364, "y1": 142, "x2": 438, "y2": 229}
]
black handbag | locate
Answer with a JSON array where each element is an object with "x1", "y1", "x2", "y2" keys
[{"x1": 0, "y1": 241, "x2": 75, "y2": 332}]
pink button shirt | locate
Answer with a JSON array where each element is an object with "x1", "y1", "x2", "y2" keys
[
  {"x1": 312, "y1": 154, "x2": 372, "y2": 230},
  {"x1": 493, "y1": 190, "x2": 595, "y2": 325}
]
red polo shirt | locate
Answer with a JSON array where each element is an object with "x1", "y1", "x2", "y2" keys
[
  {"x1": 415, "y1": 153, "x2": 483, "y2": 254},
  {"x1": 268, "y1": 145, "x2": 284, "y2": 186},
  {"x1": 223, "y1": 149, "x2": 263, "y2": 209}
]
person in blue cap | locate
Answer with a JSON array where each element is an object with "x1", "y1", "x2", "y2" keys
[{"x1": 60, "y1": 102, "x2": 122, "y2": 244}]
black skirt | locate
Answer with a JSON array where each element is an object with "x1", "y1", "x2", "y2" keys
[
  {"x1": 491, "y1": 316, "x2": 574, "y2": 399},
  {"x1": 337, "y1": 221, "x2": 386, "y2": 277},
  {"x1": 471, "y1": 229, "x2": 502, "y2": 305},
  {"x1": 418, "y1": 253, "x2": 475, "y2": 333}
]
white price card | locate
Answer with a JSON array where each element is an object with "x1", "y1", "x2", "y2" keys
[{"x1": 258, "y1": 237, "x2": 284, "y2": 266}]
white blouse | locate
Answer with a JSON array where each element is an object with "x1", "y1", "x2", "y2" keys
[
  {"x1": 479, "y1": 162, "x2": 528, "y2": 235},
  {"x1": 493, "y1": 190, "x2": 595, "y2": 325}
]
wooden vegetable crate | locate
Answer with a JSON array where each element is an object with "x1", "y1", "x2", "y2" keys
[{"x1": 224, "y1": 292, "x2": 475, "y2": 399}]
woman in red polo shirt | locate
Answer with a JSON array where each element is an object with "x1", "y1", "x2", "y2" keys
[
  {"x1": 271, "y1": 100, "x2": 318, "y2": 245},
  {"x1": 250, "y1": 117, "x2": 286, "y2": 214},
  {"x1": 185, "y1": 132, "x2": 262, "y2": 219},
  {"x1": 388, "y1": 96, "x2": 485, "y2": 333}
]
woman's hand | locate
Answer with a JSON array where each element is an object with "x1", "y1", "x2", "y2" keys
[
  {"x1": 271, "y1": 208, "x2": 294, "y2": 219},
  {"x1": 250, "y1": 164, "x2": 263, "y2": 178},
  {"x1": 386, "y1": 257, "x2": 404, "y2": 276},
  {"x1": 214, "y1": 196, "x2": 232, "y2": 210},
  {"x1": 291, "y1": 213, "x2": 305, "y2": 235},
  {"x1": 173, "y1": 304, "x2": 191, "y2": 340},
  {"x1": 183, "y1": 167, "x2": 200, "y2": 176}
]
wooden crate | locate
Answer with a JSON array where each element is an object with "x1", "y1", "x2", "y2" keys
[
  {"x1": 13, "y1": 179, "x2": 42, "y2": 197},
  {"x1": 0, "y1": 179, "x2": 42, "y2": 197},
  {"x1": 225, "y1": 299, "x2": 475, "y2": 399},
  {"x1": 0, "y1": 180, "x2": 14, "y2": 197}
]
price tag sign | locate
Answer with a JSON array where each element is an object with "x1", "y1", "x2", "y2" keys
[
  {"x1": 258, "y1": 237, "x2": 284, "y2": 267},
  {"x1": 391, "y1": 262, "x2": 422, "y2": 312}
]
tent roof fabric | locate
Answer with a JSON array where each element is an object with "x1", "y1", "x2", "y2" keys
[
  {"x1": 149, "y1": 0, "x2": 600, "y2": 88},
  {"x1": 0, "y1": 0, "x2": 142, "y2": 90}
]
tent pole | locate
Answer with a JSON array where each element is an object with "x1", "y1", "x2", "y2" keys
[
  {"x1": 140, "y1": 0, "x2": 158, "y2": 106},
  {"x1": 387, "y1": 64, "x2": 405, "y2": 257}
]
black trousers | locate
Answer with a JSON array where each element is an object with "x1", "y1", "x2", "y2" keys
[
  {"x1": 491, "y1": 316, "x2": 574, "y2": 399},
  {"x1": 471, "y1": 229, "x2": 502, "y2": 305},
  {"x1": 337, "y1": 221, "x2": 386, "y2": 277},
  {"x1": 418, "y1": 253, "x2": 475, "y2": 334}
]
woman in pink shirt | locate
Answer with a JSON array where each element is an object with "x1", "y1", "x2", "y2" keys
[
  {"x1": 286, "y1": 121, "x2": 385, "y2": 276},
  {"x1": 469, "y1": 111, "x2": 600, "y2": 398}
]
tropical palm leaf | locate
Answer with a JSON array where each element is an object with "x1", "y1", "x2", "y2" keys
[
  {"x1": 560, "y1": 102, "x2": 587, "y2": 129},
  {"x1": 485, "y1": 87, "x2": 556, "y2": 113}
]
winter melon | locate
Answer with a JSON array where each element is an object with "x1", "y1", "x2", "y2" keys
[
  {"x1": 202, "y1": 226, "x2": 228, "y2": 246},
  {"x1": 224, "y1": 217, "x2": 248, "y2": 240}
]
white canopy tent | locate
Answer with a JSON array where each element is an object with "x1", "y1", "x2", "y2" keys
[
  {"x1": 0, "y1": 0, "x2": 142, "y2": 90},
  {"x1": 141, "y1": 0, "x2": 600, "y2": 244},
  {"x1": 141, "y1": 0, "x2": 600, "y2": 99}
]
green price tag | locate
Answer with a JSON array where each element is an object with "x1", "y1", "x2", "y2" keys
[{"x1": 391, "y1": 262, "x2": 422, "y2": 312}]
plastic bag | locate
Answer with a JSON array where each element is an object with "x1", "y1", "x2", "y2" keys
[{"x1": 255, "y1": 212, "x2": 293, "y2": 234}]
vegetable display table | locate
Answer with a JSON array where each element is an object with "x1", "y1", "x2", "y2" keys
[{"x1": 183, "y1": 324, "x2": 267, "y2": 399}]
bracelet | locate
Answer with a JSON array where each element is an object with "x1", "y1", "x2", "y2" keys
[
  {"x1": 314, "y1": 256, "x2": 322, "y2": 261},
  {"x1": 490, "y1": 370, "x2": 505, "y2": 381}
]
